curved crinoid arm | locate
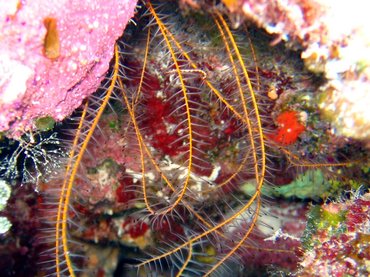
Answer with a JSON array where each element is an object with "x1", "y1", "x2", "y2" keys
[
  {"x1": 109, "y1": 1, "x2": 271, "y2": 275},
  {"x1": 38, "y1": 44, "x2": 121, "y2": 277},
  {"x1": 128, "y1": 2, "x2": 195, "y2": 215}
]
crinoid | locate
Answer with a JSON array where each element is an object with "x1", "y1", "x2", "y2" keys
[{"x1": 35, "y1": 0, "x2": 369, "y2": 276}]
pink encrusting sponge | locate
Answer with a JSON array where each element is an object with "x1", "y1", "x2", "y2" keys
[{"x1": 0, "y1": 0, "x2": 138, "y2": 137}]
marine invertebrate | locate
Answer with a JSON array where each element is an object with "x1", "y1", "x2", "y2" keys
[
  {"x1": 37, "y1": 1, "x2": 274, "y2": 274},
  {"x1": 269, "y1": 110, "x2": 306, "y2": 145},
  {"x1": 0, "y1": 130, "x2": 66, "y2": 184}
]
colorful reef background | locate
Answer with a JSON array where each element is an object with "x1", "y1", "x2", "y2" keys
[{"x1": 0, "y1": 0, "x2": 369, "y2": 276}]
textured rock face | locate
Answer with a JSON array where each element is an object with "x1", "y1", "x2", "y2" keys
[
  {"x1": 299, "y1": 193, "x2": 370, "y2": 277},
  {"x1": 0, "y1": 0, "x2": 137, "y2": 137},
  {"x1": 220, "y1": 0, "x2": 370, "y2": 140}
]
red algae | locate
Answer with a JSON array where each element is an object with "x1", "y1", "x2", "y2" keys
[
  {"x1": 122, "y1": 217, "x2": 149, "y2": 239},
  {"x1": 116, "y1": 176, "x2": 136, "y2": 204}
]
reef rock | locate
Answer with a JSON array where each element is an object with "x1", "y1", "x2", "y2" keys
[{"x1": 0, "y1": 0, "x2": 137, "y2": 137}]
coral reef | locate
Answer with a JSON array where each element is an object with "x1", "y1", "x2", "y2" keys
[
  {"x1": 0, "y1": 0, "x2": 369, "y2": 276},
  {"x1": 300, "y1": 192, "x2": 370, "y2": 276},
  {"x1": 218, "y1": 0, "x2": 370, "y2": 140},
  {"x1": 34, "y1": 1, "x2": 369, "y2": 276},
  {"x1": 0, "y1": 0, "x2": 137, "y2": 137},
  {"x1": 0, "y1": 183, "x2": 41, "y2": 276}
]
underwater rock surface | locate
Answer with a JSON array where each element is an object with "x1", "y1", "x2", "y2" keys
[
  {"x1": 0, "y1": 0, "x2": 137, "y2": 137},
  {"x1": 0, "y1": 1, "x2": 369, "y2": 276}
]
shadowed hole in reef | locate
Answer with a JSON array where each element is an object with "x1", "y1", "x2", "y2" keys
[{"x1": 1, "y1": 0, "x2": 363, "y2": 277}]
